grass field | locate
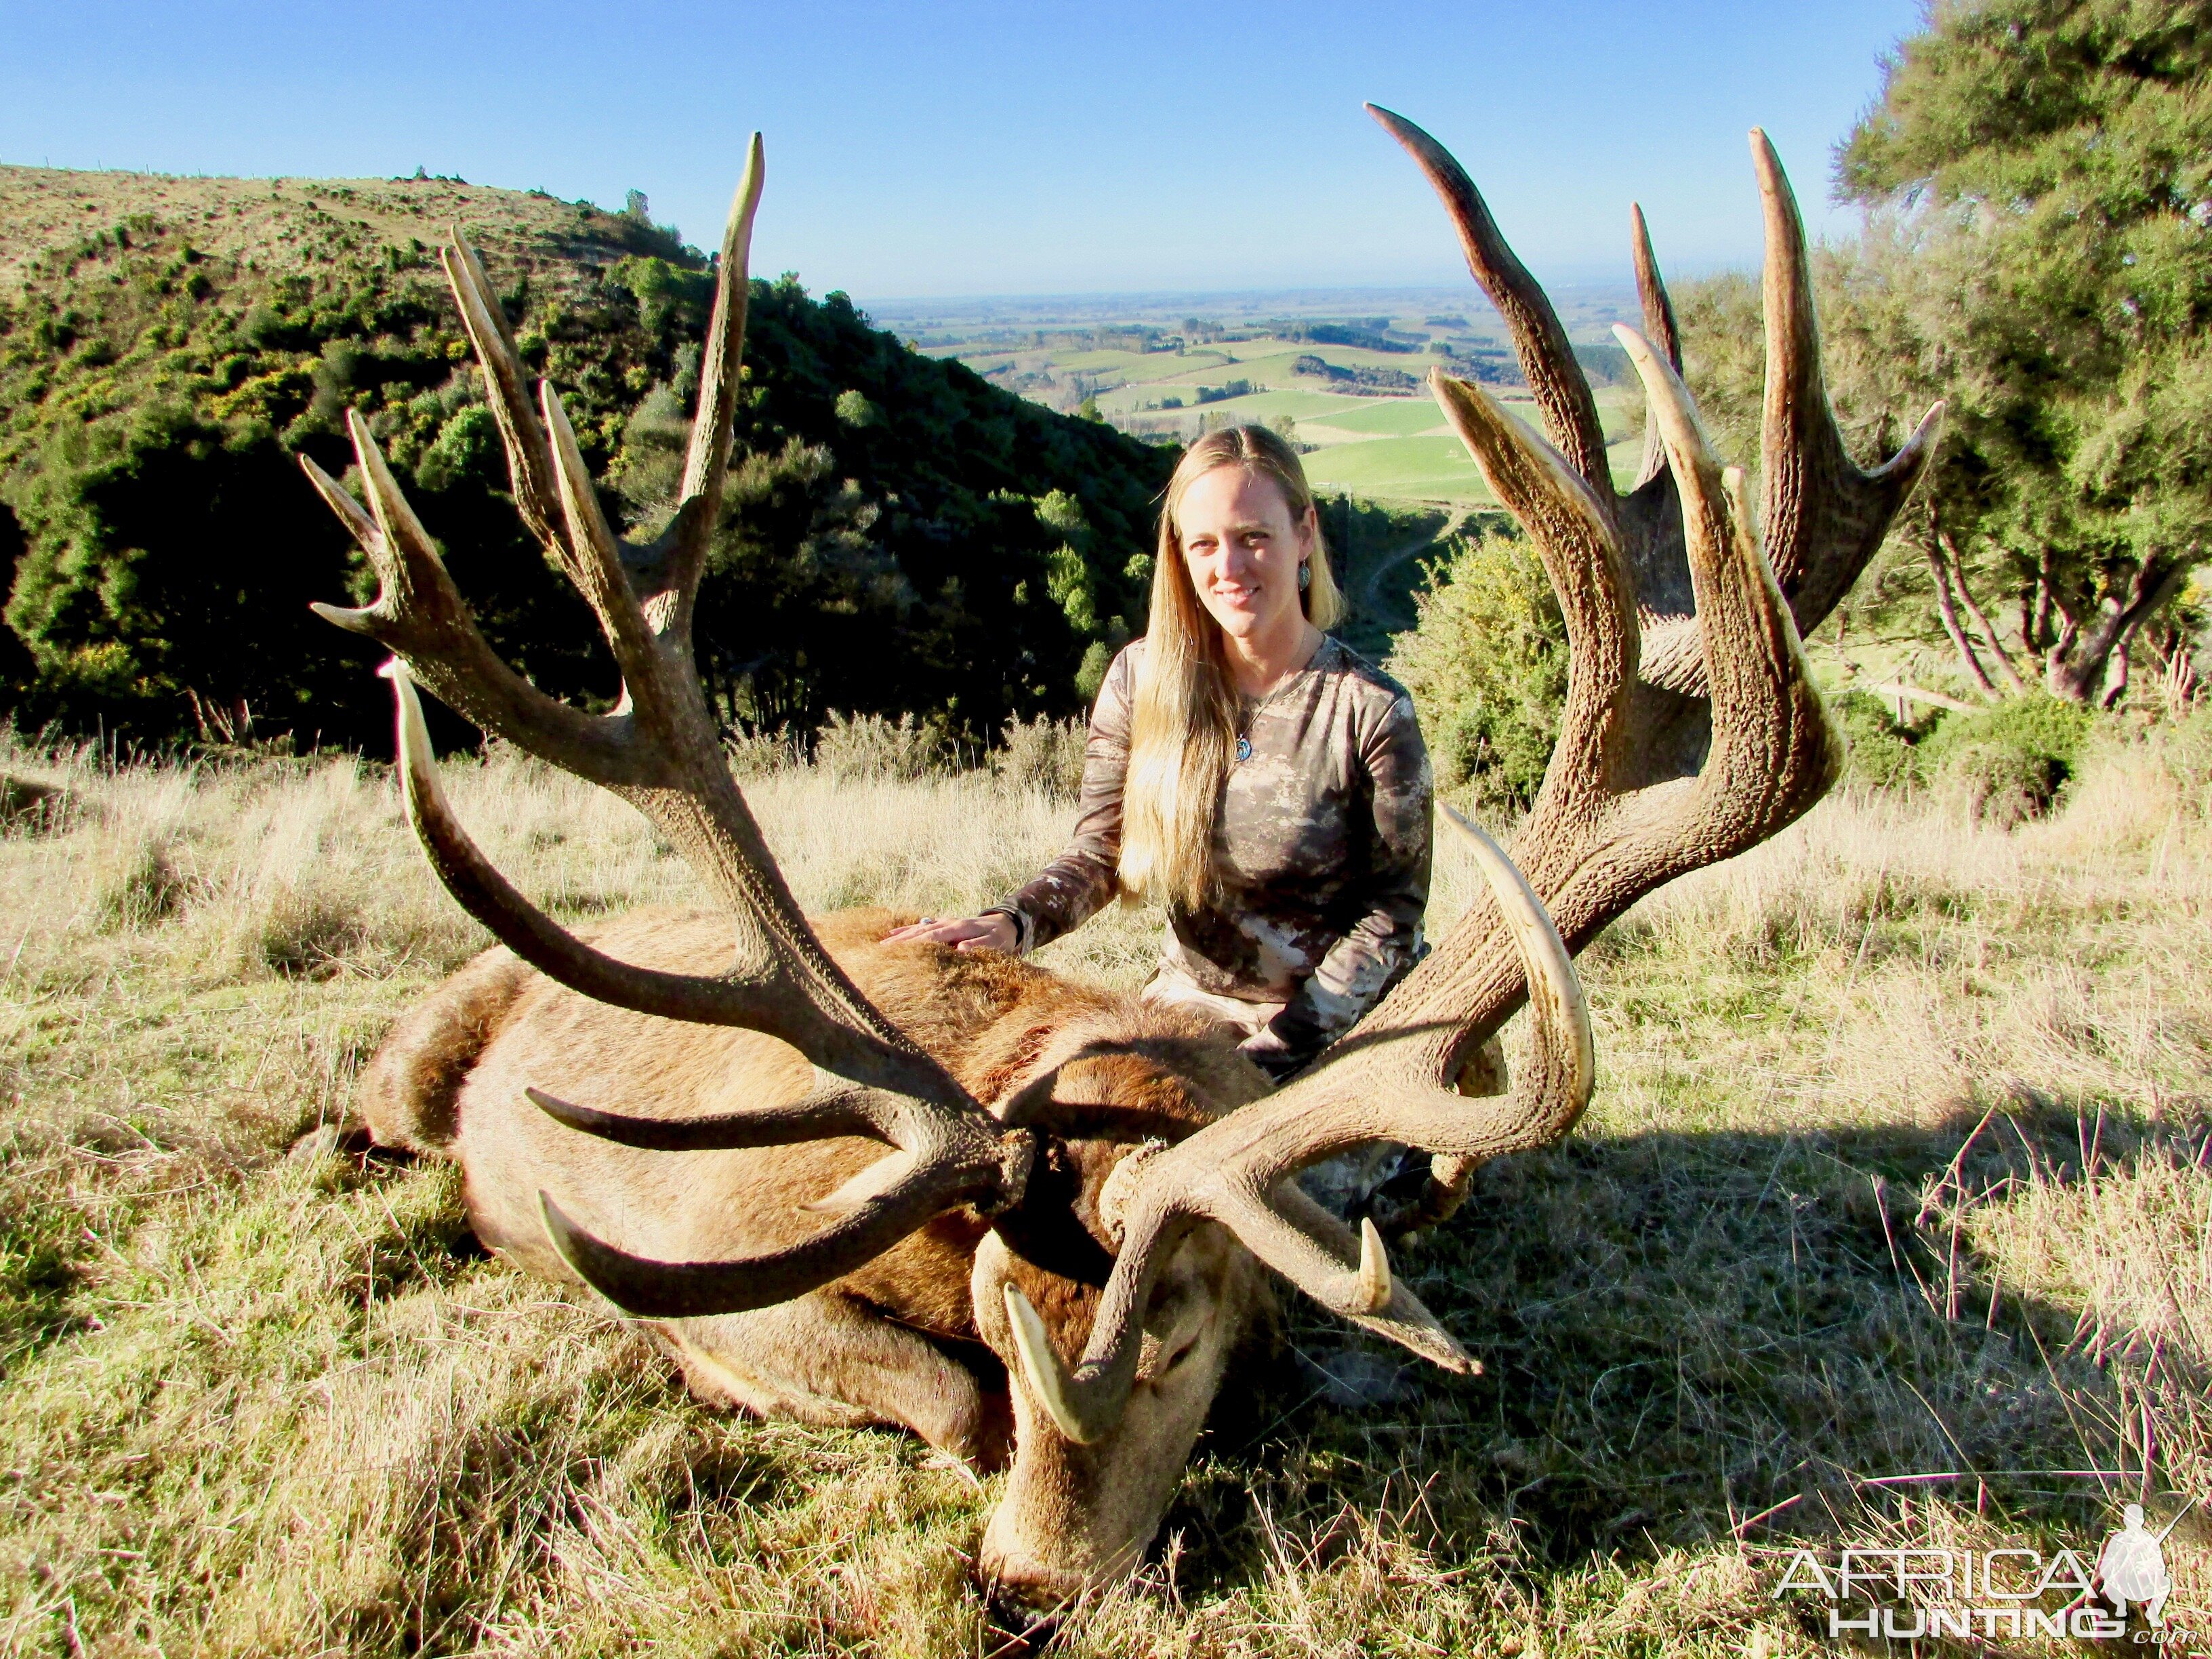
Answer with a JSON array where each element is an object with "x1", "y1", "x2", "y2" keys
[
  {"x1": 1, "y1": 712, "x2": 2208, "y2": 1654},
  {"x1": 1306, "y1": 400, "x2": 1454, "y2": 439}
]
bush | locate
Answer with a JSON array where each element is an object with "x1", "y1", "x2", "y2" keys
[
  {"x1": 722, "y1": 724, "x2": 799, "y2": 779},
  {"x1": 994, "y1": 714, "x2": 1086, "y2": 800},
  {"x1": 1386, "y1": 526, "x2": 1566, "y2": 813},
  {"x1": 814, "y1": 710, "x2": 949, "y2": 783},
  {"x1": 1918, "y1": 695, "x2": 2095, "y2": 827},
  {"x1": 1830, "y1": 691, "x2": 1919, "y2": 792}
]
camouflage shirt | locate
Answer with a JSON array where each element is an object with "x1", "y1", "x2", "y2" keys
[{"x1": 999, "y1": 636, "x2": 1433, "y2": 1064}]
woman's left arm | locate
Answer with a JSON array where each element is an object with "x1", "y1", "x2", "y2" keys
[{"x1": 1248, "y1": 691, "x2": 1433, "y2": 1070}]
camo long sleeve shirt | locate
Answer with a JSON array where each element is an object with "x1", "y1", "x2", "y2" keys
[{"x1": 996, "y1": 637, "x2": 1433, "y2": 1068}]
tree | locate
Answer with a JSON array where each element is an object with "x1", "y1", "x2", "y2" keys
[{"x1": 1833, "y1": 0, "x2": 2212, "y2": 705}]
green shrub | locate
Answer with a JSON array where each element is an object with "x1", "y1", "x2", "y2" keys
[
  {"x1": 1386, "y1": 526, "x2": 1565, "y2": 813},
  {"x1": 994, "y1": 713, "x2": 1086, "y2": 800},
  {"x1": 722, "y1": 724, "x2": 799, "y2": 779},
  {"x1": 1918, "y1": 695, "x2": 2095, "y2": 827},
  {"x1": 1830, "y1": 690, "x2": 1919, "y2": 792},
  {"x1": 814, "y1": 710, "x2": 949, "y2": 783}
]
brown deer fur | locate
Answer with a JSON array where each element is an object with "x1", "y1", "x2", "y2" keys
[{"x1": 363, "y1": 905, "x2": 1275, "y2": 1599}]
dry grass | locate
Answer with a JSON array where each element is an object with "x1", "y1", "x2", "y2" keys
[{"x1": 0, "y1": 718, "x2": 2208, "y2": 1655}]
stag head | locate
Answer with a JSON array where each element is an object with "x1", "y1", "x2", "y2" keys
[{"x1": 307, "y1": 113, "x2": 1934, "y2": 1603}]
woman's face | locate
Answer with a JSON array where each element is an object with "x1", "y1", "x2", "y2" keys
[{"x1": 1175, "y1": 466, "x2": 1315, "y2": 646}]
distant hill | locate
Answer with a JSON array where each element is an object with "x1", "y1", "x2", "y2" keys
[{"x1": 0, "y1": 165, "x2": 1172, "y2": 750}]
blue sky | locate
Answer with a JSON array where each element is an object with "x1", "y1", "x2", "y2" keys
[{"x1": 1, "y1": 0, "x2": 1925, "y2": 300}]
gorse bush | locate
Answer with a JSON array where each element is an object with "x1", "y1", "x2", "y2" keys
[
  {"x1": 993, "y1": 712, "x2": 1087, "y2": 800},
  {"x1": 1387, "y1": 524, "x2": 1566, "y2": 813},
  {"x1": 1830, "y1": 690, "x2": 1920, "y2": 792},
  {"x1": 813, "y1": 710, "x2": 951, "y2": 783},
  {"x1": 1830, "y1": 690, "x2": 2105, "y2": 827},
  {"x1": 1919, "y1": 695, "x2": 2095, "y2": 827},
  {"x1": 722, "y1": 723, "x2": 801, "y2": 779}
]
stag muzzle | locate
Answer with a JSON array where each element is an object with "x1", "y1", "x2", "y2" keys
[{"x1": 970, "y1": 1226, "x2": 1253, "y2": 1604}]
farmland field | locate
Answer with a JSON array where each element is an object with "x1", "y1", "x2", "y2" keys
[{"x1": 869, "y1": 283, "x2": 1649, "y2": 508}]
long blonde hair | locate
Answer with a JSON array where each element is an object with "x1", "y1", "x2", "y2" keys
[{"x1": 1118, "y1": 425, "x2": 1342, "y2": 910}]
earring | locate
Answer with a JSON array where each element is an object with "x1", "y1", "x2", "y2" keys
[{"x1": 1298, "y1": 562, "x2": 1312, "y2": 592}]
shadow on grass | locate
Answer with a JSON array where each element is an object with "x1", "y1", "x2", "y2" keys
[{"x1": 1160, "y1": 1103, "x2": 2183, "y2": 1596}]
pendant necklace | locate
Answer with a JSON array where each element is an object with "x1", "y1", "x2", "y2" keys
[{"x1": 1235, "y1": 699, "x2": 1256, "y2": 764}]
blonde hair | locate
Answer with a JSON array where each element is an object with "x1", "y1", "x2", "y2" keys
[{"x1": 1118, "y1": 425, "x2": 1341, "y2": 910}]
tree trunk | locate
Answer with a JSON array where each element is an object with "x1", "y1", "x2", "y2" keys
[
  {"x1": 1930, "y1": 546, "x2": 1997, "y2": 694},
  {"x1": 2101, "y1": 631, "x2": 2133, "y2": 710},
  {"x1": 2042, "y1": 554, "x2": 2190, "y2": 705},
  {"x1": 1925, "y1": 514, "x2": 1996, "y2": 695},
  {"x1": 2031, "y1": 550, "x2": 2056, "y2": 657},
  {"x1": 1939, "y1": 529, "x2": 2029, "y2": 695}
]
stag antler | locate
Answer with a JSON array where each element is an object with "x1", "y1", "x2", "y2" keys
[
  {"x1": 998, "y1": 119, "x2": 1940, "y2": 1437},
  {"x1": 309, "y1": 139, "x2": 1033, "y2": 1305}
]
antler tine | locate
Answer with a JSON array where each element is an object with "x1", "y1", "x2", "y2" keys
[
  {"x1": 1617, "y1": 327, "x2": 1838, "y2": 847},
  {"x1": 1427, "y1": 370, "x2": 1636, "y2": 811},
  {"x1": 1751, "y1": 128, "x2": 1944, "y2": 630},
  {"x1": 1629, "y1": 205, "x2": 1683, "y2": 376},
  {"x1": 621, "y1": 132, "x2": 769, "y2": 658},
  {"x1": 524, "y1": 1079, "x2": 882, "y2": 1151},
  {"x1": 1004, "y1": 815, "x2": 1590, "y2": 1440},
  {"x1": 1629, "y1": 203, "x2": 1683, "y2": 489},
  {"x1": 682, "y1": 134, "x2": 764, "y2": 540},
  {"x1": 538, "y1": 382, "x2": 672, "y2": 712},
  {"x1": 539, "y1": 1104, "x2": 1029, "y2": 1318},
  {"x1": 303, "y1": 431, "x2": 644, "y2": 784},
  {"x1": 1368, "y1": 103, "x2": 1612, "y2": 500},
  {"x1": 441, "y1": 235, "x2": 565, "y2": 548}
]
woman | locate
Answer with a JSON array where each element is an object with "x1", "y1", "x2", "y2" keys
[{"x1": 890, "y1": 424, "x2": 1432, "y2": 1082}]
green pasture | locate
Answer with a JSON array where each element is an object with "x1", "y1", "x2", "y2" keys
[
  {"x1": 1300, "y1": 435, "x2": 1493, "y2": 504},
  {"x1": 1132, "y1": 388, "x2": 1372, "y2": 423},
  {"x1": 1306, "y1": 396, "x2": 1452, "y2": 438},
  {"x1": 948, "y1": 324, "x2": 1659, "y2": 507},
  {"x1": 1056, "y1": 348, "x2": 1228, "y2": 376}
]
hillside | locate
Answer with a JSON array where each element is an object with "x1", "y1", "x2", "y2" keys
[{"x1": 0, "y1": 165, "x2": 1174, "y2": 750}]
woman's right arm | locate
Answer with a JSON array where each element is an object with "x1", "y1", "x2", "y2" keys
[{"x1": 886, "y1": 646, "x2": 1136, "y2": 954}]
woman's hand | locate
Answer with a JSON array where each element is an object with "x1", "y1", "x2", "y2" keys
[{"x1": 883, "y1": 912, "x2": 1019, "y2": 953}]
